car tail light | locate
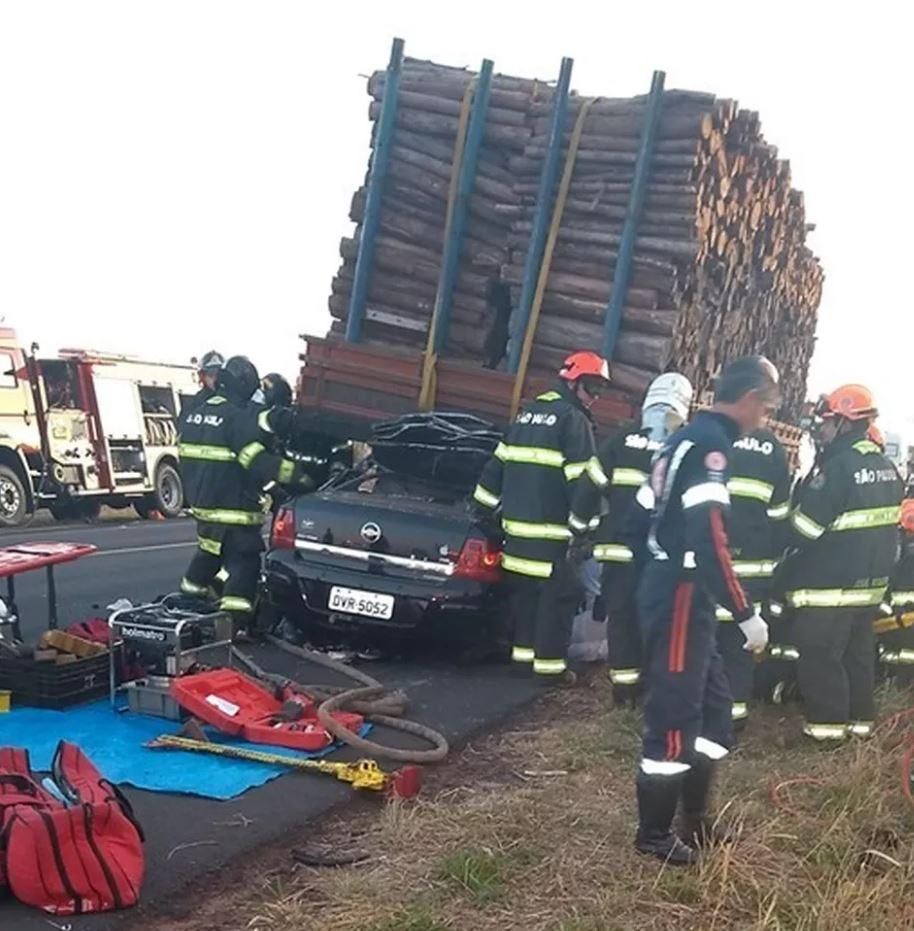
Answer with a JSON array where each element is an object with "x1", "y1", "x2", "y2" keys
[
  {"x1": 453, "y1": 537, "x2": 502, "y2": 583},
  {"x1": 271, "y1": 506, "x2": 296, "y2": 550}
]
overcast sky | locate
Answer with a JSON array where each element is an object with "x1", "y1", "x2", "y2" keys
[{"x1": 1, "y1": 2, "x2": 909, "y2": 432}]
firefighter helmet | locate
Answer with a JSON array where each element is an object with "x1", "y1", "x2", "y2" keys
[
  {"x1": 262, "y1": 373, "x2": 292, "y2": 409},
  {"x1": 218, "y1": 356, "x2": 260, "y2": 402},
  {"x1": 559, "y1": 351, "x2": 611, "y2": 385},
  {"x1": 901, "y1": 499, "x2": 914, "y2": 535},
  {"x1": 198, "y1": 350, "x2": 225, "y2": 373},
  {"x1": 815, "y1": 385, "x2": 878, "y2": 422},
  {"x1": 642, "y1": 373, "x2": 694, "y2": 422}
]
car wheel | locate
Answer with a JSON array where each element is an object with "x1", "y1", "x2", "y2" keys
[
  {"x1": 0, "y1": 465, "x2": 30, "y2": 527},
  {"x1": 153, "y1": 463, "x2": 184, "y2": 518}
]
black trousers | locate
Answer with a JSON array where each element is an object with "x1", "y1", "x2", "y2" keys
[
  {"x1": 638, "y1": 568, "x2": 733, "y2": 766},
  {"x1": 182, "y1": 522, "x2": 263, "y2": 628},
  {"x1": 509, "y1": 560, "x2": 583, "y2": 677},
  {"x1": 602, "y1": 562, "x2": 641, "y2": 687},
  {"x1": 716, "y1": 620, "x2": 753, "y2": 721},
  {"x1": 793, "y1": 607, "x2": 875, "y2": 738}
]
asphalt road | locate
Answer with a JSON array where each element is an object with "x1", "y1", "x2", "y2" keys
[
  {"x1": 0, "y1": 517, "x2": 197, "y2": 641},
  {"x1": 0, "y1": 518, "x2": 544, "y2": 930}
]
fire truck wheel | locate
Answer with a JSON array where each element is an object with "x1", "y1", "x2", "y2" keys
[
  {"x1": 0, "y1": 466, "x2": 30, "y2": 527},
  {"x1": 153, "y1": 462, "x2": 184, "y2": 519}
]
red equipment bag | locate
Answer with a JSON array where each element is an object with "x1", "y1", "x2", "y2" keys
[
  {"x1": 171, "y1": 668, "x2": 364, "y2": 752},
  {"x1": 0, "y1": 741, "x2": 144, "y2": 915}
]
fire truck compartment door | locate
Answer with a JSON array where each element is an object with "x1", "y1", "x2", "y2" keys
[{"x1": 93, "y1": 377, "x2": 143, "y2": 440}]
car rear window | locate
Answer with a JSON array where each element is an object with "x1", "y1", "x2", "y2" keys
[{"x1": 333, "y1": 469, "x2": 466, "y2": 506}]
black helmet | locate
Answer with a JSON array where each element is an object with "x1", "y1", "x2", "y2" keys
[
  {"x1": 262, "y1": 373, "x2": 292, "y2": 409},
  {"x1": 199, "y1": 350, "x2": 225, "y2": 373},
  {"x1": 218, "y1": 356, "x2": 260, "y2": 402}
]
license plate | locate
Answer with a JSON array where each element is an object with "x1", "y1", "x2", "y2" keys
[{"x1": 328, "y1": 586, "x2": 395, "y2": 620}]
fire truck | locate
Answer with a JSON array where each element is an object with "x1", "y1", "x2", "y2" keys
[{"x1": 0, "y1": 327, "x2": 199, "y2": 526}]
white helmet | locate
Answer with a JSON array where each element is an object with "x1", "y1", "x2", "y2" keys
[{"x1": 642, "y1": 373, "x2": 694, "y2": 423}]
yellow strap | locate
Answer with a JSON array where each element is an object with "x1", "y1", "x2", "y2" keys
[
  {"x1": 510, "y1": 99, "x2": 595, "y2": 418},
  {"x1": 418, "y1": 82, "x2": 475, "y2": 411}
]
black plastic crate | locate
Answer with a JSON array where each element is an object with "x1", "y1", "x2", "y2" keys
[{"x1": 0, "y1": 649, "x2": 115, "y2": 709}]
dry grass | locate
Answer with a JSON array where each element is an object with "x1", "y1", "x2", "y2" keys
[{"x1": 167, "y1": 680, "x2": 914, "y2": 931}]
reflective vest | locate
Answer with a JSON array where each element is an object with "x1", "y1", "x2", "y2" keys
[
  {"x1": 783, "y1": 436, "x2": 904, "y2": 609},
  {"x1": 473, "y1": 384, "x2": 595, "y2": 579}
]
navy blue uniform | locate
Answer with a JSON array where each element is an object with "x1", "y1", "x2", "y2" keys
[{"x1": 636, "y1": 411, "x2": 752, "y2": 772}]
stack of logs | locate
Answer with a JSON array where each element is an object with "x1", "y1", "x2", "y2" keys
[{"x1": 328, "y1": 58, "x2": 823, "y2": 420}]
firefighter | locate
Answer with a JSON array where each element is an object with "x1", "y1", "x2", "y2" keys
[
  {"x1": 781, "y1": 385, "x2": 904, "y2": 742},
  {"x1": 178, "y1": 356, "x2": 311, "y2": 636},
  {"x1": 715, "y1": 427, "x2": 792, "y2": 724},
  {"x1": 570, "y1": 372, "x2": 694, "y2": 707},
  {"x1": 473, "y1": 351, "x2": 610, "y2": 684},
  {"x1": 181, "y1": 350, "x2": 225, "y2": 415},
  {"x1": 876, "y1": 499, "x2": 914, "y2": 681},
  {"x1": 633, "y1": 356, "x2": 778, "y2": 866}
]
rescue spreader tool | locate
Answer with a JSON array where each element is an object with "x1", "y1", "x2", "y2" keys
[{"x1": 146, "y1": 734, "x2": 422, "y2": 798}]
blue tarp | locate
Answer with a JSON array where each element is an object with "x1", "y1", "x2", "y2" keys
[{"x1": 0, "y1": 701, "x2": 367, "y2": 800}]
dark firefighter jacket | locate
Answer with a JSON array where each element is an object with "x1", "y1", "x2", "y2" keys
[
  {"x1": 472, "y1": 383, "x2": 596, "y2": 579},
  {"x1": 179, "y1": 385, "x2": 214, "y2": 418},
  {"x1": 887, "y1": 534, "x2": 914, "y2": 615},
  {"x1": 781, "y1": 433, "x2": 903, "y2": 609},
  {"x1": 637, "y1": 410, "x2": 754, "y2": 624},
  {"x1": 715, "y1": 427, "x2": 792, "y2": 619},
  {"x1": 179, "y1": 394, "x2": 303, "y2": 527},
  {"x1": 569, "y1": 421, "x2": 661, "y2": 565}
]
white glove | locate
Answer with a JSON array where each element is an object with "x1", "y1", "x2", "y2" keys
[{"x1": 738, "y1": 612, "x2": 769, "y2": 653}]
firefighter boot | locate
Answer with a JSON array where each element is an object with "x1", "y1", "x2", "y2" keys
[
  {"x1": 612, "y1": 682, "x2": 641, "y2": 710},
  {"x1": 679, "y1": 756, "x2": 734, "y2": 848},
  {"x1": 634, "y1": 771, "x2": 698, "y2": 866}
]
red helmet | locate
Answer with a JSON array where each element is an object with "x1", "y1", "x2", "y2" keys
[
  {"x1": 559, "y1": 351, "x2": 611, "y2": 385},
  {"x1": 814, "y1": 385, "x2": 878, "y2": 422}
]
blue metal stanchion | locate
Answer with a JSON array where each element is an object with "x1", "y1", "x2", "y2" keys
[
  {"x1": 602, "y1": 70, "x2": 666, "y2": 360},
  {"x1": 345, "y1": 37, "x2": 405, "y2": 343},
  {"x1": 508, "y1": 57, "x2": 573, "y2": 373},
  {"x1": 430, "y1": 59, "x2": 494, "y2": 353}
]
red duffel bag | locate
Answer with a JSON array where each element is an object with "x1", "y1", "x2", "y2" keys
[{"x1": 0, "y1": 741, "x2": 144, "y2": 915}]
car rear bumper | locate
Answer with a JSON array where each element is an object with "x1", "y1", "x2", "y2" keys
[{"x1": 263, "y1": 551, "x2": 508, "y2": 634}]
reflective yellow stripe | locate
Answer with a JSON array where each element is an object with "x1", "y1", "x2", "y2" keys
[
  {"x1": 198, "y1": 536, "x2": 222, "y2": 556},
  {"x1": 512, "y1": 646, "x2": 535, "y2": 663},
  {"x1": 473, "y1": 485, "x2": 500, "y2": 509},
  {"x1": 502, "y1": 554, "x2": 553, "y2": 578},
  {"x1": 180, "y1": 578, "x2": 209, "y2": 595},
  {"x1": 215, "y1": 568, "x2": 230, "y2": 583},
  {"x1": 206, "y1": 396, "x2": 227, "y2": 405},
  {"x1": 853, "y1": 440, "x2": 881, "y2": 455},
  {"x1": 892, "y1": 591, "x2": 914, "y2": 606},
  {"x1": 767, "y1": 501, "x2": 790, "y2": 520},
  {"x1": 191, "y1": 507, "x2": 263, "y2": 526},
  {"x1": 220, "y1": 595, "x2": 254, "y2": 614},
  {"x1": 257, "y1": 409, "x2": 274, "y2": 434},
  {"x1": 278, "y1": 459, "x2": 295, "y2": 484},
  {"x1": 179, "y1": 443, "x2": 235, "y2": 462},
  {"x1": 537, "y1": 391, "x2": 561, "y2": 402},
  {"x1": 609, "y1": 667, "x2": 640, "y2": 685},
  {"x1": 564, "y1": 461, "x2": 588, "y2": 481},
  {"x1": 502, "y1": 519, "x2": 570, "y2": 541},
  {"x1": 594, "y1": 543, "x2": 633, "y2": 563},
  {"x1": 731, "y1": 702, "x2": 749, "y2": 721},
  {"x1": 791, "y1": 510, "x2": 825, "y2": 540},
  {"x1": 787, "y1": 587, "x2": 887, "y2": 608},
  {"x1": 586, "y1": 457, "x2": 610, "y2": 488},
  {"x1": 804, "y1": 723, "x2": 848, "y2": 741},
  {"x1": 830, "y1": 506, "x2": 901, "y2": 532},
  {"x1": 848, "y1": 721, "x2": 874, "y2": 737},
  {"x1": 769, "y1": 644, "x2": 800, "y2": 660},
  {"x1": 732, "y1": 560, "x2": 777, "y2": 579},
  {"x1": 882, "y1": 649, "x2": 914, "y2": 665},
  {"x1": 533, "y1": 658, "x2": 567, "y2": 675},
  {"x1": 238, "y1": 441, "x2": 266, "y2": 469},
  {"x1": 495, "y1": 443, "x2": 564, "y2": 468},
  {"x1": 728, "y1": 477, "x2": 774, "y2": 503},
  {"x1": 612, "y1": 467, "x2": 647, "y2": 487}
]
